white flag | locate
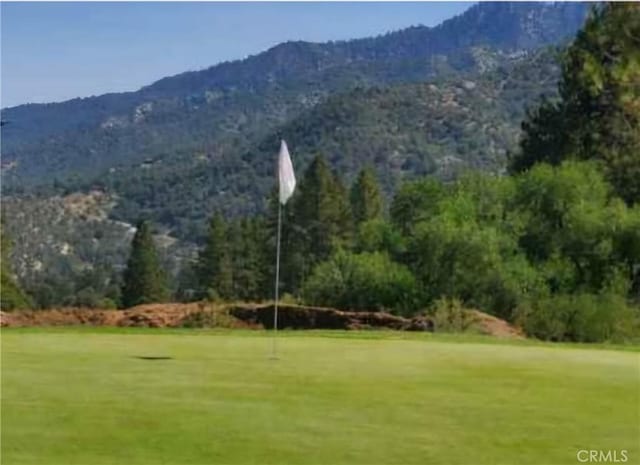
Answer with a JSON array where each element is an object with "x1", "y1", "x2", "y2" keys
[{"x1": 278, "y1": 139, "x2": 296, "y2": 204}]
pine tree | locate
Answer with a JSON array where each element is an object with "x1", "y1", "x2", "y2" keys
[
  {"x1": 196, "y1": 214, "x2": 233, "y2": 300},
  {"x1": 295, "y1": 155, "x2": 352, "y2": 255},
  {"x1": 350, "y1": 167, "x2": 384, "y2": 225},
  {"x1": 511, "y1": 3, "x2": 640, "y2": 204},
  {"x1": 1, "y1": 228, "x2": 32, "y2": 310},
  {"x1": 229, "y1": 217, "x2": 266, "y2": 300},
  {"x1": 285, "y1": 155, "x2": 352, "y2": 291},
  {"x1": 121, "y1": 220, "x2": 170, "y2": 308}
]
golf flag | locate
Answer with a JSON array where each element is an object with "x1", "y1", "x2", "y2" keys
[{"x1": 278, "y1": 140, "x2": 296, "y2": 204}]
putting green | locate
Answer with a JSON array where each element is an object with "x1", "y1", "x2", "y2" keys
[{"x1": 2, "y1": 329, "x2": 638, "y2": 464}]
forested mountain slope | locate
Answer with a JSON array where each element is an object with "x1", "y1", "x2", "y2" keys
[
  {"x1": 101, "y1": 46, "x2": 562, "y2": 239},
  {"x1": 1, "y1": 2, "x2": 588, "y2": 187}
]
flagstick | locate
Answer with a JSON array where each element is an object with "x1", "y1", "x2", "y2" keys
[{"x1": 271, "y1": 200, "x2": 283, "y2": 360}]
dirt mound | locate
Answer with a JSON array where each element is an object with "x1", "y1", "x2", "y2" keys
[
  {"x1": 229, "y1": 304, "x2": 523, "y2": 337},
  {"x1": 229, "y1": 303, "x2": 432, "y2": 331},
  {"x1": 468, "y1": 310, "x2": 525, "y2": 339},
  {"x1": 1, "y1": 303, "x2": 523, "y2": 338},
  {"x1": 1, "y1": 308, "x2": 117, "y2": 327},
  {"x1": 0, "y1": 303, "x2": 239, "y2": 328}
]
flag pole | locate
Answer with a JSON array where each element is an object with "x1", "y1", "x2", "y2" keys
[
  {"x1": 271, "y1": 139, "x2": 295, "y2": 360},
  {"x1": 271, "y1": 200, "x2": 283, "y2": 359}
]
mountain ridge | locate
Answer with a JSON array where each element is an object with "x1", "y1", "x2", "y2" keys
[
  {"x1": 1, "y1": 2, "x2": 588, "y2": 169},
  {"x1": 1, "y1": 2, "x2": 587, "y2": 112}
]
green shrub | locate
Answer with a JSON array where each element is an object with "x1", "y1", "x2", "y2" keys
[
  {"x1": 1, "y1": 230, "x2": 32, "y2": 311},
  {"x1": 279, "y1": 293, "x2": 299, "y2": 305},
  {"x1": 181, "y1": 310, "x2": 218, "y2": 328},
  {"x1": 97, "y1": 298, "x2": 118, "y2": 310},
  {"x1": 516, "y1": 293, "x2": 639, "y2": 343},
  {"x1": 205, "y1": 288, "x2": 222, "y2": 303},
  {"x1": 180, "y1": 307, "x2": 237, "y2": 328},
  {"x1": 0, "y1": 277, "x2": 32, "y2": 311},
  {"x1": 301, "y1": 250, "x2": 418, "y2": 315},
  {"x1": 430, "y1": 298, "x2": 478, "y2": 333}
]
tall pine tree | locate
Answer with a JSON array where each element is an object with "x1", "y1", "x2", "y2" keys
[
  {"x1": 196, "y1": 214, "x2": 233, "y2": 300},
  {"x1": 229, "y1": 217, "x2": 267, "y2": 300},
  {"x1": 511, "y1": 3, "x2": 640, "y2": 204},
  {"x1": 350, "y1": 167, "x2": 384, "y2": 225},
  {"x1": 284, "y1": 155, "x2": 351, "y2": 292},
  {"x1": 121, "y1": 220, "x2": 169, "y2": 308}
]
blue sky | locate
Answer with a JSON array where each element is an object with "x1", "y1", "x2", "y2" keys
[{"x1": 1, "y1": 2, "x2": 473, "y2": 108}]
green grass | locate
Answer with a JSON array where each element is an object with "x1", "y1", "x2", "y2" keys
[{"x1": 2, "y1": 329, "x2": 639, "y2": 465}]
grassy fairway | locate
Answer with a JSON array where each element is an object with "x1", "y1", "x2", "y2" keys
[{"x1": 2, "y1": 329, "x2": 638, "y2": 465}]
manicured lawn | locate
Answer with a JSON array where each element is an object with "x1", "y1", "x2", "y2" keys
[{"x1": 2, "y1": 329, "x2": 638, "y2": 464}]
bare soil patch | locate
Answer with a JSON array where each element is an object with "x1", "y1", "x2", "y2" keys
[{"x1": 0, "y1": 302, "x2": 240, "y2": 329}]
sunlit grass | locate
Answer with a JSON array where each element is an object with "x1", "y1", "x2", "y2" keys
[{"x1": 2, "y1": 329, "x2": 638, "y2": 464}]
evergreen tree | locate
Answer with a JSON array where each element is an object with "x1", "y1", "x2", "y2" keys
[
  {"x1": 285, "y1": 155, "x2": 352, "y2": 291},
  {"x1": 230, "y1": 217, "x2": 267, "y2": 300},
  {"x1": 121, "y1": 220, "x2": 169, "y2": 308},
  {"x1": 196, "y1": 214, "x2": 233, "y2": 300},
  {"x1": 511, "y1": 3, "x2": 640, "y2": 204},
  {"x1": 350, "y1": 167, "x2": 384, "y2": 225},
  {"x1": 1, "y1": 229, "x2": 32, "y2": 310},
  {"x1": 295, "y1": 155, "x2": 352, "y2": 254},
  {"x1": 175, "y1": 260, "x2": 200, "y2": 302}
]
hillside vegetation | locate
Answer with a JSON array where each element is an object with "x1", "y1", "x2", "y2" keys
[
  {"x1": 2, "y1": 3, "x2": 586, "y2": 215},
  {"x1": 5, "y1": 3, "x2": 640, "y2": 345}
]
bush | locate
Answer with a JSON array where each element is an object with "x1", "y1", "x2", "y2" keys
[
  {"x1": 181, "y1": 310, "x2": 218, "y2": 328},
  {"x1": 430, "y1": 298, "x2": 478, "y2": 333},
  {"x1": 279, "y1": 293, "x2": 299, "y2": 305},
  {"x1": 515, "y1": 293, "x2": 639, "y2": 342},
  {"x1": 97, "y1": 298, "x2": 118, "y2": 310},
  {"x1": 180, "y1": 306, "x2": 237, "y2": 328},
  {"x1": 205, "y1": 288, "x2": 222, "y2": 303},
  {"x1": 301, "y1": 250, "x2": 419, "y2": 315},
  {"x1": 409, "y1": 218, "x2": 546, "y2": 319},
  {"x1": 0, "y1": 276, "x2": 32, "y2": 311}
]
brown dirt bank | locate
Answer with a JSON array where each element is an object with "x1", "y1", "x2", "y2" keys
[{"x1": 0, "y1": 303, "x2": 523, "y2": 338}]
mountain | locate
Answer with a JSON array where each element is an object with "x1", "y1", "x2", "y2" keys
[
  {"x1": 98, "y1": 46, "x2": 562, "y2": 241},
  {"x1": 1, "y1": 2, "x2": 591, "y2": 305},
  {"x1": 243, "y1": 47, "x2": 562, "y2": 191},
  {"x1": 1, "y1": 2, "x2": 588, "y2": 188}
]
